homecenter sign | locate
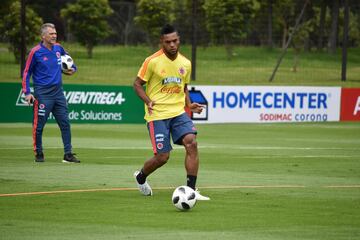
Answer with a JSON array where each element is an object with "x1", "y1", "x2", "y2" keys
[{"x1": 189, "y1": 86, "x2": 341, "y2": 123}]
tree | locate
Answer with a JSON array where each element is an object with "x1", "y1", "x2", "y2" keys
[
  {"x1": 267, "y1": 0, "x2": 274, "y2": 48},
  {"x1": 341, "y1": 0, "x2": 349, "y2": 81},
  {"x1": 61, "y1": 0, "x2": 113, "y2": 58},
  {"x1": 203, "y1": 0, "x2": 259, "y2": 59},
  {"x1": 317, "y1": 0, "x2": 328, "y2": 50},
  {"x1": 274, "y1": 0, "x2": 297, "y2": 49},
  {"x1": 328, "y1": 0, "x2": 339, "y2": 54},
  {"x1": 269, "y1": 0, "x2": 309, "y2": 82},
  {"x1": 291, "y1": 18, "x2": 315, "y2": 72},
  {"x1": 134, "y1": 0, "x2": 175, "y2": 49},
  {"x1": 108, "y1": 1, "x2": 136, "y2": 46},
  {"x1": 27, "y1": 0, "x2": 70, "y2": 41},
  {"x1": 0, "y1": 1, "x2": 42, "y2": 63}
]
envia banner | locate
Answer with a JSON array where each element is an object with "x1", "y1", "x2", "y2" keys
[
  {"x1": 188, "y1": 86, "x2": 341, "y2": 123},
  {"x1": 0, "y1": 83, "x2": 144, "y2": 123}
]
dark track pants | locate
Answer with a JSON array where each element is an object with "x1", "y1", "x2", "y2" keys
[{"x1": 32, "y1": 93, "x2": 72, "y2": 154}]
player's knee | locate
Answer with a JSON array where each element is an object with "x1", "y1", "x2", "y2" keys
[
  {"x1": 158, "y1": 153, "x2": 170, "y2": 164},
  {"x1": 184, "y1": 138, "x2": 197, "y2": 150},
  {"x1": 156, "y1": 153, "x2": 170, "y2": 165}
]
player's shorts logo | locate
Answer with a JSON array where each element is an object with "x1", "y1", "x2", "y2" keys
[
  {"x1": 157, "y1": 143, "x2": 164, "y2": 150},
  {"x1": 155, "y1": 133, "x2": 164, "y2": 142},
  {"x1": 39, "y1": 104, "x2": 45, "y2": 109}
]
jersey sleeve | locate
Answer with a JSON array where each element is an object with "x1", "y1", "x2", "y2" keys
[
  {"x1": 184, "y1": 61, "x2": 191, "y2": 84},
  {"x1": 137, "y1": 57, "x2": 153, "y2": 82},
  {"x1": 22, "y1": 48, "x2": 37, "y2": 95}
]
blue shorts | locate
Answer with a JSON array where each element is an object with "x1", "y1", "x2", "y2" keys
[{"x1": 147, "y1": 112, "x2": 197, "y2": 154}]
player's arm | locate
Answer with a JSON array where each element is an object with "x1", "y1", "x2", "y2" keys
[
  {"x1": 63, "y1": 69, "x2": 75, "y2": 75},
  {"x1": 133, "y1": 77, "x2": 154, "y2": 115},
  {"x1": 22, "y1": 51, "x2": 36, "y2": 105},
  {"x1": 184, "y1": 84, "x2": 204, "y2": 114},
  {"x1": 62, "y1": 47, "x2": 77, "y2": 75}
]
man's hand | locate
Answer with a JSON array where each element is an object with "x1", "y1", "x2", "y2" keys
[
  {"x1": 62, "y1": 68, "x2": 75, "y2": 75},
  {"x1": 147, "y1": 101, "x2": 155, "y2": 115},
  {"x1": 25, "y1": 94, "x2": 35, "y2": 105},
  {"x1": 189, "y1": 102, "x2": 205, "y2": 114}
]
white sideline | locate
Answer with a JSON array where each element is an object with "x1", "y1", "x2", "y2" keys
[{"x1": 1, "y1": 185, "x2": 360, "y2": 198}]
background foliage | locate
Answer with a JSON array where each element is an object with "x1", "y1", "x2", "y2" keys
[
  {"x1": 61, "y1": 0, "x2": 113, "y2": 58},
  {"x1": 0, "y1": 0, "x2": 359, "y2": 84},
  {"x1": 0, "y1": 1, "x2": 42, "y2": 63},
  {"x1": 1, "y1": 0, "x2": 359, "y2": 50}
]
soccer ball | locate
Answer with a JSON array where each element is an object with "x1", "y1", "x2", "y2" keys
[
  {"x1": 172, "y1": 186, "x2": 197, "y2": 211},
  {"x1": 61, "y1": 54, "x2": 74, "y2": 71}
]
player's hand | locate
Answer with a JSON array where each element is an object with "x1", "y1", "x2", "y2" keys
[
  {"x1": 189, "y1": 102, "x2": 205, "y2": 114},
  {"x1": 25, "y1": 94, "x2": 35, "y2": 105},
  {"x1": 62, "y1": 68, "x2": 75, "y2": 75},
  {"x1": 147, "y1": 101, "x2": 155, "y2": 115}
]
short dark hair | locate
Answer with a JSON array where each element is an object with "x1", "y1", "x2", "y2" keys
[{"x1": 161, "y1": 24, "x2": 177, "y2": 35}]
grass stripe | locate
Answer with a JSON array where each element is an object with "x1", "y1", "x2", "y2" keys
[
  {"x1": 2, "y1": 185, "x2": 360, "y2": 198},
  {"x1": 0, "y1": 146, "x2": 358, "y2": 150}
]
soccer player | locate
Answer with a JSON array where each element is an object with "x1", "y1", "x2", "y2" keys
[
  {"x1": 22, "y1": 23, "x2": 80, "y2": 163},
  {"x1": 133, "y1": 24, "x2": 209, "y2": 200}
]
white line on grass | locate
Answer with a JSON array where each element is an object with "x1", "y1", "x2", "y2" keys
[
  {"x1": 0, "y1": 146, "x2": 359, "y2": 150},
  {"x1": 1, "y1": 185, "x2": 359, "y2": 198}
]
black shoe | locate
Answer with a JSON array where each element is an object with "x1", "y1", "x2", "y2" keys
[
  {"x1": 35, "y1": 151, "x2": 44, "y2": 163},
  {"x1": 63, "y1": 153, "x2": 80, "y2": 163}
]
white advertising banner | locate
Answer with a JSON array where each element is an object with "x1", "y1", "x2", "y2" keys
[{"x1": 188, "y1": 86, "x2": 341, "y2": 123}]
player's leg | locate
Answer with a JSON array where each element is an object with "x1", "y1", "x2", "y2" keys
[
  {"x1": 172, "y1": 113, "x2": 210, "y2": 200},
  {"x1": 134, "y1": 119, "x2": 172, "y2": 196},
  {"x1": 171, "y1": 113, "x2": 198, "y2": 188},
  {"x1": 52, "y1": 94, "x2": 79, "y2": 163},
  {"x1": 142, "y1": 152, "x2": 170, "y2": 176},
  {"x1": 134, "y1": 152, "x2": 169, "y2": 196},
  {"x1": 182, "y1": 133, "x2": 199, "y2": 188},
  {"x1": 182, "y1": 134, "x2": 209, "y2": 200},
  {"x1": 32, "y1": 98, "x2": 54, "y2": 162}
]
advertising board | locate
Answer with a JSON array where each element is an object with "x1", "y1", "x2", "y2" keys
[
  {"x1": 189, "y1": 86, "x2": 341, "y2": 123},
  {"x1": 0, "y1": 83, "x2": 144, "y2": 123}
]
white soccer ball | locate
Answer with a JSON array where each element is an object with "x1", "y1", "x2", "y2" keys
[
  {"x1": 61, "y1": 54, "x2": 74, "y2": 71},
  {"x1": 172, "y1": 186, "x2": 197, "y2": 211}
]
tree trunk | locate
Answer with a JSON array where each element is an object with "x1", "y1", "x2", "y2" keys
[
  {"x1": 191, "y1": 0, "x2": 197, "y2": 80},
  {"x1": 269, "y1": 0, "x2": 309, "y2": 82},
  {"x1": 124, "y1": 3, "x2": 135, "y2": 46},
  {"x1": 317, "y1": 0, "x2": 327, "y2": 51},
  {"x1": 282, "y1": 24, "x2": 288, "y2": 49},
  {"x1": 267, "y1": 0, "x2": 273, "y2": 48},
  {"x1": 304, "y1": 37, "x2": 310, "y2": 52},
  {"x1": 86, "y1": 44, "x2": 93, "y2": 58},
  {"x1": 328, "y1": 0, "x2": 339, "y2": 54},
  {"x1": 292, "y1": 50, "x2": 299, "y2": 72},
  {"x1": 341, "y1": 0, "x2": 349, "y2": 81},
  {"x1": 20, "y1": 0, "x2": 26, "y2": 78}
]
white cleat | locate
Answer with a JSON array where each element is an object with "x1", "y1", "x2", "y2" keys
[
  {"x1": 195, "y1": 189, "x2": 210, "y2": 201},
  {"x1": 134, "y1": 171, "x2": 153, "y2": 196}
]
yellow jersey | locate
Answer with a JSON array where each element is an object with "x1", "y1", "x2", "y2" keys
[{"x1": 137, "y1": 49, "x2": 191, "y2": 122}]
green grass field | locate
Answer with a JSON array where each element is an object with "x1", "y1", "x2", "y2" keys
[
  {"x1": 1, "y1": 122, "x2": 359, "y2": 239},
  {"x1": 1, "y1": 44, "x2": 360, "y2": 87}
]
